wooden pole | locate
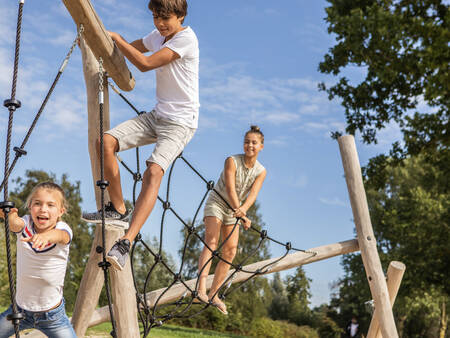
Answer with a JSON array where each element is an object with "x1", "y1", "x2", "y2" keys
[
  {"x1": 367, "y1": 261, "x2": 406, "y2": 338},
  {"x1": 61, "y1": 0, "x2": 135, "y2": 92},
  {"x1": 71, "y1": 37, "x2": 139, "y2": 338},
  {"x1": 87, "y1": 238, "x2": 360, "y2": 326},
  {"x1": 338, "y1": 135, "x2": 398, "y2": 337}
]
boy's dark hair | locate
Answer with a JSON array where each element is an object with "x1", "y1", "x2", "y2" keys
[{"x1": 148, "y1": 0, "x2": 187, "y2": 22}]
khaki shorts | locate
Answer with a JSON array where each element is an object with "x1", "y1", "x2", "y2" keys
[
  {"x1": 105, "y1": 110, "x2": 196, "y2": 172},
  {"x1": 203, "y1": 192, "x2": 240, "y2": 226}
]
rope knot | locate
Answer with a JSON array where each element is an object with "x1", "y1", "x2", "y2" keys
[
  {"x1": 3, "y1": 99, "x2": 21, "y2": 110},
  {"x1": 98, "y1": 261, "x2": 111, "y2": 270},
  {"x1": 260, "y1": 230, "x2": 268, "y2": 239},
  {"x1": 0, "y1": 201, "x2": 15, "y2": 211},
  {"x1": 207, "y1": 180, "x2": 214, "y2": 190},
  {"x1": 163, "y1": 201, "x2": 171, "y2": 210},
  {"x1": 96, "y1": 180, "x2": 109, "y2": 189},
  {"x1": 13, "y1": 147, "x2": 26, "y2": 157}
]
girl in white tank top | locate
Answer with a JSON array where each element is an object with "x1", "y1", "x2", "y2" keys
[{"x1": 196, "y1": 126, "x2": 267, "y2": 315}]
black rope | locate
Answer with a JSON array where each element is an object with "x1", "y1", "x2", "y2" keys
[
  {"x1": 1, "y1": 1, "x2": 26, "y2": 336},
  {"x1": 107, "y1": 85, "x2": 317, "y2": 337},
  {"x1": 96, "y1": 58, "x2": 118, "y2": 338}
]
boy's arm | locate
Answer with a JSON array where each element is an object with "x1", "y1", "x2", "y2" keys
[
  {"x1": 21, "y1": 229, "x2": 70, "y2": 249},
  {"x1": 223, "y1": 157, "x2": 241, "y2": 211},
  {"x1": 109, "y1": 32, "x2": 179, "y2": 72},
  {"x1": 0, "y1": 208, "x2": 25, "y2": 233},
  {"x1": 238, "y1": 170, "x2": 267, "y2": 215},
  {"x1": 130, "y1": 39, "x2": 149, "y2": 53}
]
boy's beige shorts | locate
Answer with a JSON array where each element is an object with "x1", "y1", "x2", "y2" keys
[{"x1": 106, "y1": 110, "x2": 195, "y2": 172}]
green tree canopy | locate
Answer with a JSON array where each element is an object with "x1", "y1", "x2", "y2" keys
[{"x1": 319, "y1": 0, "x2": 449, "y2": 151}]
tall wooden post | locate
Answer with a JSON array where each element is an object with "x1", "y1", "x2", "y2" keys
[
  {"x1": 338, "y1": 135, "x2": 398, "y2": 337},
  {"x1": 367, "y1": 261, "x2": 406, "y2": 338},
  {"x1": 71, "y1": 37, "x2": 139, "y2": 337}
]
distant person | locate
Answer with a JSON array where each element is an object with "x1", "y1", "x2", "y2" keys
[
  {"x1": 196, "y1": 126, "x2": 267, "y2": 315},
  {"x1": 346, "y1": 316, "x2": 360, "y2": 337},
  {"x1": 82, "y1": 0, "x2": 199, "y2": 271},
  {"x1": 0, "y1": 182, "x2": 76, "y2": 337}
]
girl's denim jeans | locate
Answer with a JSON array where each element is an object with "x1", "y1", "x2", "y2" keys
[{"x1": 0, "y1": 298, "x2": 76, "y2": 338}]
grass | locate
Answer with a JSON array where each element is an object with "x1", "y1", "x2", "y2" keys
[
  {"x1": 0, "y1": 306, "x2": 246, "y2": 337},
  {"x1": 86, "y1": 322, "x2": 247, "y2": 338}
]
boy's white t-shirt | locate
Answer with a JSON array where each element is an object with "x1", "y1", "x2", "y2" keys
[
  {"x1": 142, "y1": 26, "x2": 199, "y2": 129},
  {"x1": 15, "y1": 215, "x2": 72, "y2": 312}
]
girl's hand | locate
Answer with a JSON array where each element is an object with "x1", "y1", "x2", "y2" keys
[
  {"x1": 241, "y1": 216, "x2": 251, "y2": 230},
  {"x1": 233, "y1": 207, "x2": 246, "y2": 219},
  {"x1": 21, "y1": 233, "x2": 52, "y2": 249},
  {"x1": 0, "y1": 207, "x2": 18, "y2": 219}
]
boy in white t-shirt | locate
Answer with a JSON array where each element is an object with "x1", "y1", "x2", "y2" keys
[
  {"x1": 0, "y1": 182, "x2": 76, "y2": 337},
  {"x1": 82, "y1": 0, "x2": 199, "y2": 271}
]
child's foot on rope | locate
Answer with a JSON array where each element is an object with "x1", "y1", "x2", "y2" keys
[
  {"x1": 82, "y1": 202, "x2": 132, "y2": 227},
  {"x1": 192, "y1": 292, "x2": 209, "y2": 304},
  {"x1": 106, "y1": 238, "x2": 131, "y2": 271},
  {"x1": 210, "y1": 298, "x2": 228, "y2": 315}
]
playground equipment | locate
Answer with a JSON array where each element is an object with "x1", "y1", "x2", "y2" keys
[{"x1": 1, "y1": 1, "x2": 406, "y2": 337}]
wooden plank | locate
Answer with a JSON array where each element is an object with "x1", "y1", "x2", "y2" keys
[
  {"x1": 367, "y1": 261, "x2": 406, "y2": 338},
  {"x1": 87, "y1": 238, "x2": 360, "y2": 326},
  {"x1": 338, "y1": 135, "x2": 398, "y2": 337},
  {"x1": 62, "y1": 0, "x2": 135, "y2": 91}
]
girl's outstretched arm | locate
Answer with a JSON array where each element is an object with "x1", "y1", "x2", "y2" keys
[
  {"x1": 21, "y1": 229, "x2": 70, "y2": 249},
  {"x1": 238, "y1": 170, "x2": 267, "y2": 215},
  {"x1": 0, "y1": 208, "x2": 25, "y2": 233},
  {"x1": 224, "y1": 157, "x2": 241, "y2": 211}
]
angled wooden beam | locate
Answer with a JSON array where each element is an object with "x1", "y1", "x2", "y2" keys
[
  {"x1": 367, "y1": 261, "x2": 406, "y2": 338},
  {"x1": 86, "y1": 238, "x2": 360, "y2": 326},
  {"x1": 62, "y1": 0, "x2": 135, "y2": 91},
  {"x1": 338, "y1": 135, "x2": 398, "y2": 337}
]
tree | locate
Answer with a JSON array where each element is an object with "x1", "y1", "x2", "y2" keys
[
  {"x1": 285, "y1": 267, "x2": 313, "y2": 326},
  {"x1": 0, "y1": 170, "x2": 93, "y2": 311},
  {"x1": 319, "y1": 0, "x2": 449, "y2": 152}
]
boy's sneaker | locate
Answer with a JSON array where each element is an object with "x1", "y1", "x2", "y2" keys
[
  {"x1": 106, "y1": 239, "x2": 131, "y2": 271},
  {"x1": 82, "y1": 202, "x2": 132, "y2": 228}
]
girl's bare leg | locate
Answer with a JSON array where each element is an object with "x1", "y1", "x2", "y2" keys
[
  {"x1": 208, "y1": 223, "x2": 240, "y2": 307},
  {"x1": 197, "y1": 216, "x2": 222, "y2": 299}
]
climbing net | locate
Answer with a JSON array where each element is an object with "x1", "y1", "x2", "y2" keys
[{"x1": 106, "y1": 83, "x2": 317, "y2": 337}]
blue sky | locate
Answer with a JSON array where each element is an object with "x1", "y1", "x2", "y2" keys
[{"x1": 0, "y1": 0, "x2": 404, "y2": 307}]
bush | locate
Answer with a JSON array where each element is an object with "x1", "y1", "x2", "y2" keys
[{"x1": 248, "y1": 317, "x2": 319, "y2": 338}]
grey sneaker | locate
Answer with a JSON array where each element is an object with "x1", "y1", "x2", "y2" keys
[
  {"x1": 82, "y1": 202, "x2": 132, "y2": 225},
  {"x1": 106, "y1": 239, "x2": 131, "y2": 271}
]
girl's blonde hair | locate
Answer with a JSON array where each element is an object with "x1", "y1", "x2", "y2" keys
[
  {"x1": 245, "y1": 125, "x2": 264, "y2": 144},
  {"x1": 25, "y1": 182, "x2": 68, "y2": 212}
]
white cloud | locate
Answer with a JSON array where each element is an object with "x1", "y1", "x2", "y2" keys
[{"x1": 319, "y1": 197, "x2": 347, "y2": 207}]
